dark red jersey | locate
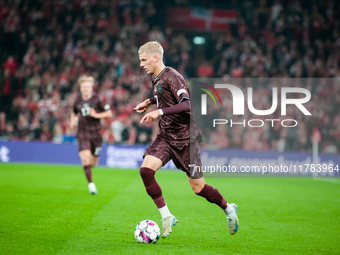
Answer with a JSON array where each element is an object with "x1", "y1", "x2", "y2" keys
[
  {"x1": 73, "y1": 93, "x2": 110, "y2": 133},
  {"x1": 151, "y1": 67, "x2": 200, "y2": 141}
]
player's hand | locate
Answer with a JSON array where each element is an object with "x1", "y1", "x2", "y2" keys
[
  {"x1": 90, "y1": 108, "x2": 98, "y2": 118},
  {"x1": 140, "y1": 110, "x2": 160, "y2": 124},
  {"x1": 134, "y1": 100, "x2": 150, "y2": 113}
]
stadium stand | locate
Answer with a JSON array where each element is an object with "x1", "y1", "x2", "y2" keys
[{"x1": 0, "y1": 0, "x2": 339, "y2": 153}]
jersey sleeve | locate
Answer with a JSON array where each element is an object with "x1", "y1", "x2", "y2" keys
[
  {"x1": 96, "y1": 98, "x2": 110, "y2": 112},
  {"x1": 168, "y1": 74, "x2": 190, "y2": 103}
]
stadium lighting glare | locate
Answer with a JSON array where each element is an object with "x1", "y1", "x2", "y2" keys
[{"x1": 193, "y1": 36, "x2": 205, "y2": 45}]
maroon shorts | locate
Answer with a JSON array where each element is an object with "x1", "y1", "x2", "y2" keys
[
  {"x1": 77, "y1": 132, "x2": 102, "y2": 157},
  {"x1": 144, "y1": 135, "x2": 203, "y2": 179}
]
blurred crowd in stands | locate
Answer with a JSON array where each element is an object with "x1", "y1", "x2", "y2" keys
[{"x1": 0, "y1": 0, "x2": 339, "y2": 153}]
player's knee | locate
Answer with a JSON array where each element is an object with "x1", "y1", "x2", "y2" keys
[
  {"x1": 140, "y1": 167, "x2": 155, "y2": 181},
  {"x1": 91, "y1": 160, "x2": 98, "y2": 167},
  {"x1": 79, "y1": 152, "x2": 90, "y2": 165},
  {"x1": 81, "y1": 158, "x2": 90, "y2": 166},
  {"x1": 191, "y1": 183, "x2": 204, "y2": 194},
  {"x1": 193, "y1": 187, "x2": 202, "y2": 194}
]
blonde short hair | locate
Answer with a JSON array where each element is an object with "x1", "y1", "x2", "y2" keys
[
  {"x1": 78, "y1": 76, "x2": 95, "y2": 86},
  {"x1": 138, "y1": 41, "x2": 164, "y2": 60}
]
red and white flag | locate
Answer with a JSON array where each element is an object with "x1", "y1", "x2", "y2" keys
[{"x1": 166, "y1": 7, "x2": 239, "y2": 31}]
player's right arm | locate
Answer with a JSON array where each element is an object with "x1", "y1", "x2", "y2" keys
[
  {"x1": 70, "y1": 102, "x2": 79, "y2": 129},
  {"x1": 70, "y1": 112, "x2": 78, "y2": 129},
  {"x1": 134, "y1": 98, "x2": 156, "y2": 113}
]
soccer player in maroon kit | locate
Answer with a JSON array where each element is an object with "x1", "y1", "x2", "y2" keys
[
  {"x1": 70, "y1": 76, "x2": 112, "y2": 194},
  {"x1": 135, "y1": 42, "x2": 239, "y2": 238}
]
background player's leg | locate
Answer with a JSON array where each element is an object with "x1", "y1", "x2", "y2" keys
[
  {"x1": 90, "y1": 155, "x2": 99, "y2": 167},
  {"x1": 79, "y1": 149, "x2": 92, "y2": 182},
  {"x1": 188, "y1": 176, "x2": 238, "y2": 234},
  {"x1": 79, "y1": 149, "x2": 97, "y2": 194},
  {"x1": 140, "y1": 155, "x2": 176, "y2": 237}
]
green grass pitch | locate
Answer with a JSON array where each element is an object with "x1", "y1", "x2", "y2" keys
[{"x1": 0, "y1": 163, "x2": 339, "y2": 255}]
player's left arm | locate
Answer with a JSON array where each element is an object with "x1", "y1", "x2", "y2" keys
[
  {"x1": 90, "y1": 102, "x2": 113, "y2": 119},
  {"x1": 140, "y1": 76, "x2": 191, "y2": 124},
  {"x1": 140, "y1": 100, "x2": 191, "y2": 123}
]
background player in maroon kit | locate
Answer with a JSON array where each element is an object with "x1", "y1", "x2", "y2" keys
[
  {"x1": 70, "y1": 76, "x2": 112, "y2": 194},
  {"x1": 134, "y1": 41, "x2": 239, "y2": 238}
]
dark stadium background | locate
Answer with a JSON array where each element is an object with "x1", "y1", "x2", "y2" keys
[{"x1": 0, "y1": 0, "x2": 339, "y2": 153}]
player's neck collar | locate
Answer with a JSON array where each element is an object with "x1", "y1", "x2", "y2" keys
[{"x1": 154, "y1": 66, "x2": 168, "y2": 81}]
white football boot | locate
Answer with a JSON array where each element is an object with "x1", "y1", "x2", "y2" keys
[
  {"x1": 227, "y1": 203, "x2": 239, "y2": 235},
  {"x1": 88, "y1": 182, "x2": 97, "y2": 195},
  {"x1": 161, "y1": 215, "x2": 177, "y2": 238}
]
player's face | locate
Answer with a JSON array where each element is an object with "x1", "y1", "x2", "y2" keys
[
  {"x1": 80, "y1": 81, "x2": 93, "y2": 99},
  {"x1": 139, "y1": 53, "x2": 156, "y2": 74}
]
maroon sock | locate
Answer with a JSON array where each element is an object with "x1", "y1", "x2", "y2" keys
[
  {"x1": 197, "y1": 184, "x2": 228, "y2": 210},
  {"x1": 140, "y1": 167, "x2": 166, "y2": 208},
  {"x1": 83, "y1": 165, "x2": 93, "y2": 183}
]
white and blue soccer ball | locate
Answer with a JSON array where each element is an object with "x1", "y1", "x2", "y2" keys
[{"x1": 134, "y1": 220, "x2": 160, "y2": 244}]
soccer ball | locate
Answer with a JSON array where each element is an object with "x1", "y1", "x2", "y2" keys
[{"x1": 134, "y1": 220, "x2": 160, "y2": 244}]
